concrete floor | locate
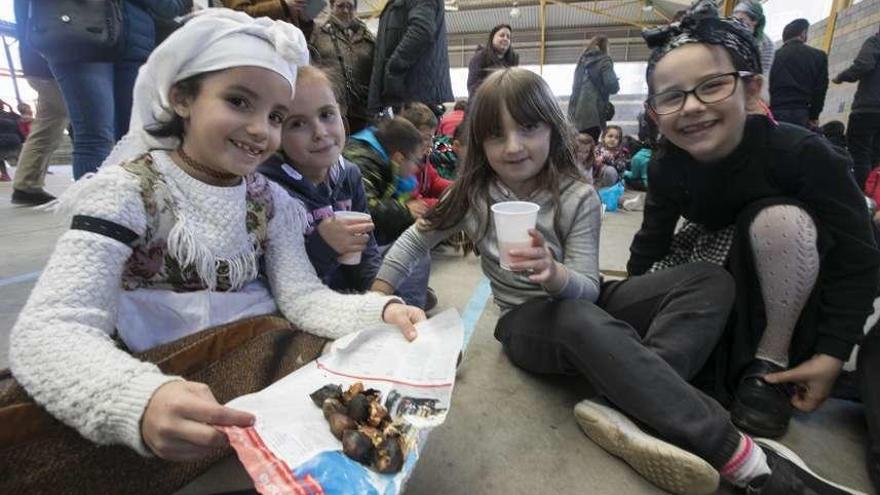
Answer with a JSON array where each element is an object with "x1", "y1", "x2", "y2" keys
[{"x1": 1, "y1": 168, "x2": 875, "y2": 494}]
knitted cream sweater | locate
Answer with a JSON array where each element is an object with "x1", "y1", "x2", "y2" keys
[{"x1": 10, "y1": 152, "x2": 394, "y2": 455}]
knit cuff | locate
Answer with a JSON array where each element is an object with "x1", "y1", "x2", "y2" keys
[{"x1": 106, "y1": 371, "x2": 184, "y2": 456}]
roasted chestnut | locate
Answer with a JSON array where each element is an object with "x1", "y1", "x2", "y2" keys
[
  {"x1": 367, "y1": 401, "x2": 388, "y2": 427},
  {"x1": 342, "y1": 430, "x2": 374, "y2": 464},
  {"x1": 322, "y1": 398, "x2": 346, "y2": 419},
  {"x1": 347, "y1": 393, "x2": 371, "y2": 423},
  {"x1": 342, "y1": 382, "x2": 365, "y2": 404},
  {"x1": 328, "y1": 412, "x2": 357, "y2": 440},
  {"x1": 310, "y1": 384, "x2": 342, "y2": 408},
  {"x1": 374, "y1": 437, "x2": 404, "y2": 473}
]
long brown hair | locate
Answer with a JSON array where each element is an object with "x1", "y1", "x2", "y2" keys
[{"x1": 424, "y1": 68, "x2": 582, "y2": 241}]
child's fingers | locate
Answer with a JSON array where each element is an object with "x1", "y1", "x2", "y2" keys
[
  {"x1": 508, "y1": 246, "x2": 547, "y2": 260},
  {"x1": 185, "y1": 399, "x2": 256, "y2": 427},
  {"x1": 346, "y1": 221, "x2": 375, "y2": 235},
  {"x1": 173, "y1": 420, "x2": 231, "y2": 449},
  {"x1": 528, "y1": 229, "x2": 546, "y2": 247}
]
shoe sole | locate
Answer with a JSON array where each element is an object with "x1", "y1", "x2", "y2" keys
[
  {"x1": 574, "y1": 400, "x2": 719, "y2": 495},
  {"x1": 731, "y1": 399, "x2": 788, "y2": 438},
  {"x1": 755, "y1": 438, "x2": 869, "y2": 495}
]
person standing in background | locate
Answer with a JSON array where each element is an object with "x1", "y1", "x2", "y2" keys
[
  {"x1": 368, "y1": 0, "x2": 453, "y2": 114},
  {"x1": 311, "y1": 0, "x2": 375, "y2": 133},
  {"x1": 733, "y1": 1, "x2": 774, "y2": 102},
  {"x1": 26, "y1": 0, "x2": 189, "y2": 180},
  {"x1": 11, "y1": 0, "x2": 70, "y2": 204},
  {"x1": 466, "y1": 24, "x2": 519, "y2": 100},
  {"x1": 769, "y1": 19, "x2": 828, "y2": 129},
  {"x1": 834, "y1": 24, "x2": 880, "y2": 189},
  {"x1": 223, "y1": 0, "x2": 318, "y2": 38},
  {"x1": 568, "y1": 35, "x2": 620, "y2": 141}
]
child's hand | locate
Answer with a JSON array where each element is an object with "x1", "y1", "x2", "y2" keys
[
  {"x1": 318, "y1": 216, "x2": 374, "y2": 256},
  {"x1": 382, "y1": 302, "x2": 426, "y2": 341},
  {"x1": 764, "y1": 354, "x2": 844, "y2": 412},
  {"x1": 508, "y1": 229, "x2": 567, "y2": 291},
  {"x1": 406, "y1": 199, "x2": 430, "y2": 219},
  {"x1": 142, "y1": 381, "x2": 255, "y2": 461}
]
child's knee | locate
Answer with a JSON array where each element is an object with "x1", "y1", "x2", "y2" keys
[{"x1": 748, "y1": 205, "x2": 818, "y2": 252}]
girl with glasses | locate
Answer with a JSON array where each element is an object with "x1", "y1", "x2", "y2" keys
[{"x1": 615, "y1": 1, "x2": 876, "y2": 492}]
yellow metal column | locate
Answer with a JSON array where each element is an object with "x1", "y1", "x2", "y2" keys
[
  {"x1": 823, "y1": 0, "x2": 853, "y2": 54},
  {"x1": 539, "y1": 0, "x2": 547, "y2": 74},
  {"x1": 721, "y1": 0, "x2": 735, "y2": 17}
]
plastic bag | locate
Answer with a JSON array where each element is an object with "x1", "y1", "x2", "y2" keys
[{"x1": 598, "y1": 181, "x2": 625, "y2": 212}]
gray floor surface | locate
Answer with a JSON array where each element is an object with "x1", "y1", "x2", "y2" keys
[{"x1": 1, "y1": 168, "x2": 875, "y2": 494}]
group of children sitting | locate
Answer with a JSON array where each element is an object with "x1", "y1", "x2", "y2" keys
[
  {"x1": 8, "y1": 4, "x2": 879, "y2": 495},
  {"x1": 573, "y1": 125, "x2": 652, "y2": 205}
]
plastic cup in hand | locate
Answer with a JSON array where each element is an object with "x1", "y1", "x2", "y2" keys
[
  {"x1": 334, "y1": 210, "x2": 372, "y2": 265},
  {"x1": 491, "y1": 201, "x2": 540, "y2": 270}
]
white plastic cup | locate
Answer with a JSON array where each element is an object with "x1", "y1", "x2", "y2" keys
[
  {"x1": 491, "y1": 201, "x2": 540, "y2": 270},
  {"x1": 334, "y1": 210, "x2": 372, "y2": 265}
]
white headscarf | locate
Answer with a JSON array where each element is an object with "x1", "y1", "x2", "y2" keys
[{"x1": 103, "y1": 8, "x2": 310, "y2": 168}]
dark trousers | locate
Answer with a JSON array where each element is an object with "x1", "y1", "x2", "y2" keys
[
  {"x1": 772, "y1": 107, "x2": 810, "y2": 128},
  {"x1": 847, "y1": 112, "x2": 880, "y2": 188},
  {"x1": 494, "y1": 262, "x2": 741, "y2": 468},
  {"x1": 859, "y1": 321, "x2": 880, "y2": 492}
]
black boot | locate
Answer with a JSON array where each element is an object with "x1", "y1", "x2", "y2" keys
[{"x1": 731, "y1": 359, "x2": 793, "y2": 438}]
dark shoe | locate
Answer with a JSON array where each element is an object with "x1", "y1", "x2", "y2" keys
[
  {"x1": 747, "y1": 439, "x2": 864, "y2": 494},
  {"x1": 425, "y1": 287, "x2": 438, "y2": 312},
  {"x1": 12, "y1": 189, "x2": 56, "y2": 206},
  {"x1": 732, "y1": 359, "x2": 793, "y2": 438}
]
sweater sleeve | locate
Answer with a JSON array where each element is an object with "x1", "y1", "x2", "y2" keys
[
  {"x1": 810, "y1": 52, "x2": 829, "y2": 120},
  {"x1": 549, "y1": 187, "x2": 602, "y2": 302},
  {"x1": 784, "y1": 136, "x2": 880, "y2": 360},
  {"x1": 627, "y1": 163, "x2": 682, "y2": 276},
  {"x1": 837, "y1": 36, "x2": 879, "y2": 83},
  {"x1": 9, "y1": 167, "x2": 180, "y2": 456},
  {"x1": 265, "y1": 184, "x2": 397, "y2": 337},
  {"x1": 375, "y1": 221, "x2": 455, "y2": 290}
]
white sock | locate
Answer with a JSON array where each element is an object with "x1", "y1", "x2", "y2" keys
[{"x1": 720, "y1": 435, "x2": 772, "y2": 488}]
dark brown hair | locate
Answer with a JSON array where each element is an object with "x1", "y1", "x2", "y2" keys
[
  {"x1": 399, "y1": 102, "x2": 438, "y2": 130},
  {"x1": 424, "y1": 68, "x2": 582, "y2": 240},
  {"x1": 146, "y1": 73, "x2": 209, "y2": 140},
  {"x1": 374, "y1": 117, "x2": 424, "y2": 157}
]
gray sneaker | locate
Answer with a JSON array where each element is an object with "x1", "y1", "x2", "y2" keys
[{"x1": 574, "y1": 399, "x2": 719, "y2": 495}]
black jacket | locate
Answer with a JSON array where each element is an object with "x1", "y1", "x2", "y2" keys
[
  {"x1": 628, "y1": 116, "x2": 879, "y2": 361},
  {"x1": 837, "y1": 33, "x2": 880, "y2": 114},
  {"x1": 769, "y1": 39, "x2": 829, "y2": 120},
  {"x1": 367, "y1": 0, "x2": 453, "y2": 112},
  {"x1": 466, "y1": 45, "x2": 519, "y2": 99},
  {"x1": 13, "y1": 0, "x2": 52, "y2": 78}
]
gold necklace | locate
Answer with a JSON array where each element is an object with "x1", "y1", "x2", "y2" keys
[{"x1": 176, "y1": 146, "x2": 238, "y2": 182}]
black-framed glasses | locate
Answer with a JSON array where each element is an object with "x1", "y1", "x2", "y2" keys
[{"x1": 646, "y1": 71, "x2": 754, "y2": 115}]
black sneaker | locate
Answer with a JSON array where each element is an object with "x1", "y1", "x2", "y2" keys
[
  {"x1": 11, "y1": 189, "x2": 56, "y2": 206},
  {"x1": 732, "y1": 359, "x2": 793, "y2": 438},
  {"x1": 746, "y1": 439, "x2": 866, "y2": 494}
]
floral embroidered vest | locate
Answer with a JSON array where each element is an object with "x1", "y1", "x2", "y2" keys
[{"x1": 120, "y1": 154, "x2": 274, "y2": 292}]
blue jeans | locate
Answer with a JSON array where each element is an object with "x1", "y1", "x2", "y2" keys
[
  {"x1": 49, "y1": 60, "x2": 141, "y2": 179},
  {"x1": 378, "y1": 244, "x2": 431, "y2": 309}
]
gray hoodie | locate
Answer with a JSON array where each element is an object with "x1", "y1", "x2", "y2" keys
[{"x1": 377, "y1": 177, "x2": 602, "y2": 312}]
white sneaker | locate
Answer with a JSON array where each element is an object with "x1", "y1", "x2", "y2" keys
[
  {"x1": 574, "y1": 399, "x2": 720, "y2": 495},
  {"x1": 622, "y1": 194, "x2": 645, "y2": 211}
]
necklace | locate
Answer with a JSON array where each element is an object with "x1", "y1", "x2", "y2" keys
[{"x1": 176, "y1": 146, "x2": 239, "y2": 182}]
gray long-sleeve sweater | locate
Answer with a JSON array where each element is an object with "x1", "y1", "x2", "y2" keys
[{"x1": 377, "y1": 177, "x2": 602, "y2": 312}]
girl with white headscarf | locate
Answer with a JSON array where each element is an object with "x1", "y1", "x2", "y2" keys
[{"x1": 10, "y1": 9, "x2": 424, "y2": 462}]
